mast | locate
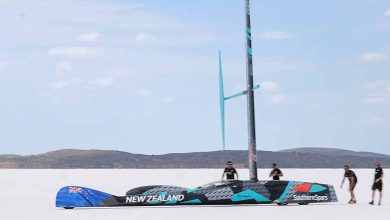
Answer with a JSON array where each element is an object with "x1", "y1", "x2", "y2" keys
[
  {"x1": 218, "y1": 50, "x2": 226, "y2": 151},
  {"x1": 245, "y1": 0, "x2": 258, "y2": 181}
]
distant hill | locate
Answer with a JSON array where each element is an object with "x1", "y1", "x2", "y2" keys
[
  {"x1": 280, "y1": 147, "x2": 390, "y2": 159},
  {"x1": 0, "y1": 147, "x2": 389, "y2": 168}
]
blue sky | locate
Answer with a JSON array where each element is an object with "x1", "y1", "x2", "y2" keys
[{"x1": 0, "y1": 0, "x2": 389, "y2": 155}]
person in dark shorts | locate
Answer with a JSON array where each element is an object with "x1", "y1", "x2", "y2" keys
[
  {"x1": 269, "y1": 163, "x2": 284, "y2": 180},
  {"x1": 341, "y1": 165, "x2": 358, "y2": 204},
  {"x1": 222, "y1": 161, "x2": 239, "y2": 180},
  {"x1": 369, "y1": 162, "x2": 384, "y2": 205}
]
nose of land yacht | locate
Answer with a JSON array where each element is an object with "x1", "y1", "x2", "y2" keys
[{"x1": 56, "y1": 186, "x2": 113, "y2": 208}]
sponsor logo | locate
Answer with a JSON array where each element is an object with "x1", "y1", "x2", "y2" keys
[
  {"x1": 126, "y1": 194, "x2": 185, "y2": 203},
  {"x1": 68, "y1": 187, "x2": 83, "y2": 194},
  {"x1": 293, "y1": 194, "x2": 328, "y2": 202}
]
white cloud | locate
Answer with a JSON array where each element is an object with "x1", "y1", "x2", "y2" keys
[
  {"x1": 48, "y1": 47, "x2": 103, "y2": 58},
  {"x1": 86, "y1": 76, "x2": 115, "y2": 88},
  {"x1": 306, "y1": 104, "x2": 320, "y2": 110},
  {"x1": 136, "y1": 89, "x2": 153, "y2": 96},
  {"x1": 384, "y1": 9, "x2": 390, "y2": 16},
  {"x1": 135, "y1": 33, "x2": 159, "y2": 44},
  {"x1": 366, "y1": 81, "x2": 390, "y2": 90},
  {"x1": 261, "y1": 81, "x2": 280, "y2": 93},
  {"x1": 50, "y1": 81, "x2": 70, "y2": 90},
  {"x1": 269, "y1": 94, "x2": 290, "y2": 104},
  {"x1": 55, "y1": 62, "x2": 72, "y2": 75},
  {"x1": 49, "y1": 70, "x2": 130, "y2": 91},
  {"x1": 363, "y1": 95, "x2": 385, "y2": 104},
  {"x1": 134, "y1": 32, "x2": 214, "y2": 46},
  {"x1": 51, "y1": 78, "x2": 83, "y2": 90},
  {"x1": 261, "y1": 31, "x2": 293, "y2": 40},
  {"x1": 358, "y1": 52, "x2": 387, "y2": 63},
  {"x1": 364, "y1": 81, "x2": 390, "y2": 104},
  {"x1": 52, "y1": 98, "x2": 64, "y2": 105},
  {"x1": 259, "y1": 81, "x2": 295, "y2": 105},
  {"x1": 367, "y1": 116, "x2": 390, "y2": 125},
  {"x1": 78, "y1": 32, "x2": 100, "y2": 42},
  {"x1": 161, "y1": 96, "x2": 174, "y2": 103}
]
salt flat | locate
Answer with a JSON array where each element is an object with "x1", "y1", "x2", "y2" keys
[{"x1": 0, "y1": 169, "x2": 388, "y2": 220}]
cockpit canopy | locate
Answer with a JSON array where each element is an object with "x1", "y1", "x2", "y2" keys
[{"x1": 198, "y1": 180, "x2": 240, "y2": 189}]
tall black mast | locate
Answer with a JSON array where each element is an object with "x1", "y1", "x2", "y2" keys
[{"x1": 245, "y1": 0, "x2": 258, "y2": 181}]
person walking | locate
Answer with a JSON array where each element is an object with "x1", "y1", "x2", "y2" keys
[{"x1": 369, "y1": 162, "x2": 384, "y2": 205}]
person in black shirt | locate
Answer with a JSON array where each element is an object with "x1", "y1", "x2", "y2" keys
[
  {"x1": 341, "y1": 165, "x2": 358, "y2": 204},
  {"x1": 222, "y1": 161, "x2": 239, "y2": 180},
  {"x1": 269, "y1": 163, "x2": 284, "y2": 180},
  {"x1": 369, "y1": 162, "x2": 384, "y2": 205}
]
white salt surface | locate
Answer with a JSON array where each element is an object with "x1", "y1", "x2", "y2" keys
[{"x1": 0, "y1": 169, "x2": 388, "y2": 219}]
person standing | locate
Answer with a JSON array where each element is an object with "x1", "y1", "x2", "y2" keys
[
  {"x1": 341, "y1": 165, "x2": 358, "y2": 204},
  {"x1": 222, "y1": 161, "x2": 239, "y2": 180},
  {"x1": 369, "y1": 162, "x2": 384, "y2": 205},
  {"x1": 269, "y1": 163, "x2": 284, "y2": 180}
]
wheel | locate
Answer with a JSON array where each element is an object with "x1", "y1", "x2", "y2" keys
[
  {"x1": 277, "y1": 202, "x2": 288, "y2": 206},
  {"x1": 298, "y1": 203, "x2": 309, "y2": 205},
  {"x1": 64, "y1": 207, "x2": 75, "y2": 209}
]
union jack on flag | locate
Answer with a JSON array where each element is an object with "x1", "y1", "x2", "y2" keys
[{"x1": 68, "y1": 187, "x2": 83, "y2": 194}]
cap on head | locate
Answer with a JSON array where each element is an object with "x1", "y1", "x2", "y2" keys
[
  {"x1": 344, "y1": 165, "x2": 350, "y2": 169},
  {"x1": 272, "y1": 163, "x2": 277, "y2": 167},
  {"x1": 227, "y1": 161, "x2": 233, "y2": 165},
  {"x1": 375, "y1": 162, "x2": 381, "y2": 167}
]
